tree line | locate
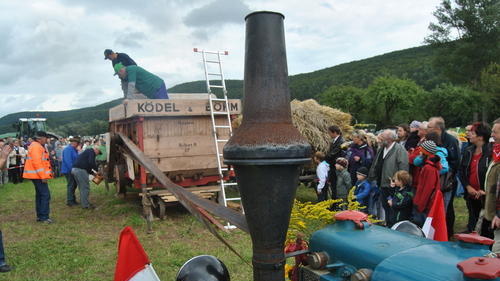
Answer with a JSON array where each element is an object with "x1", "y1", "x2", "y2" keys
[
  {"x1": 49, "y1": 120, "x2": 108, "y2": 137},
  {"x1": 322, "y1": 0, "x2": 499, "y2": 127},
  {"x1": 319, "y1": 76, "x2": 495, "y2": 127}
]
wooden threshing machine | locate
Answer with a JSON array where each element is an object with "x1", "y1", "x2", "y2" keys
[{"x1": 107, "y1": 94, "x2": 241, "y2": 219}]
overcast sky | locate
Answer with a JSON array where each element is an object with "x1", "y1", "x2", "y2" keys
[{"x1": 0, "y1": 0, "x2": 442, "y2": 117}]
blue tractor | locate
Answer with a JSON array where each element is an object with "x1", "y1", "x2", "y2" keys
[{"x1": 297, "y1": 211, "x2": 499, "y2": 281}]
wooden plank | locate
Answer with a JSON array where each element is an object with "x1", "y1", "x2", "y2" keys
[
  {"x1": 168, "y1": 93, "x2": 215, "y2": 99},
  {"x1": 109, "y1": 99, "x2": 241, "y2": 121},
  {"x1": 112, "y1": 115, "x2": 231, "y2": 173},
  {"x1": 142, "y1": 117, "x2": 230, "y2": 157},
  {"x1": 161, "y1": 193, "x2": 213, "y2": 202},
  {"x1": 116, "y1": 132, "x2": 249, "y2": 232},
  {"x1": 138, "y1": 115, "x2": 229, "y2": 172},
  {"x1": 153, "y1": 155, "x2": 220, "y2": 173},
  {"x1": 109, "y1": 105, "x2": 126, "y2": 122},
  {"x1": 145, "y1": 185, "x2": 220, "y2": 196},
  {"x1": 144, "y1": 136, "x2": 216, "y2": 157},
  {"x1": 164, "y1": 168, "x2": 219, "y2": 178}
]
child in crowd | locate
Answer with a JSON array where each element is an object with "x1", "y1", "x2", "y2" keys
[
  {"x1": 412, "y1": 132, "x2": 449, "y2": 175},
  {"x1": 354, "y1": 166, "x2": 371, "y2": 212},
  {"x1": 313, "y1": 152, "x2": 330, "y2": 202},
  {"x1": 388, "y1": 170, "x2": 414, "y2": 223},
  {"x1": 335, "y1": 157, "x2": 351, "y2": 205},
  {"x1": 412, "y1": 140, "x2": 442, "y2": 226}
]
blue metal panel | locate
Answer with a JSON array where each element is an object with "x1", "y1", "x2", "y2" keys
[
  {"x1": 310, "y1": 221, "x2": 434, "y2": 269},
  {"x1": 372, "y1": 244, "x2": 495, "y2": 281},
  {"x1": 308, "y1": 220, "x2": 497, "y2": 281}
]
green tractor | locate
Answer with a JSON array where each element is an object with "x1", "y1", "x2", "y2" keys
[{"x1": 13, "y1": 118, "x2": 60, "y2": 140}]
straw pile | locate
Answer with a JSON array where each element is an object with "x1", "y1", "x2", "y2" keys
[{"x1": 231, "y1": 99, "x2": 353, "y2": 153}]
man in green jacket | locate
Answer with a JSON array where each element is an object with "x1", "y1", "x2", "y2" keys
[{"x1": 114, "y1": 63, "x2": 169, "y2": 99}]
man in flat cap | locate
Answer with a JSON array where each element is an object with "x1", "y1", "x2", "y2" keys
[{"x1": 71, "y1": 146, "x2": 102, "y2": 209}]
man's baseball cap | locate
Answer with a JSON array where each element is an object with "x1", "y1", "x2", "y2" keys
[{"x1": 104, "y1": 49, "x2": 113, "y2": 60}]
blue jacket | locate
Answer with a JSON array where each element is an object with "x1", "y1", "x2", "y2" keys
[
  {"x1": 61, "y1": 145, "x2": 78, "y2": 174},
  {"x1": 354, "y1": 179, "x2": 371, "y2": 207},
  {"x1": 413, "y1": 146, "x2": 449, "y2": 175}
]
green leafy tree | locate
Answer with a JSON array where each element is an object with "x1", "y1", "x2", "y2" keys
[
  {"x1": 425, "y1": 0, "x2": 500, "y2": 84},
  {"x1": 53, "y1": 119, "x2": 108, "y2": 137},
  {"x1": 479, "y1": 62, "x2": 500, "y2": 118},
  {"x1": 422, "y1": 83, "x2": 482, "y2": 126},
  {"x1": 87, "y1": 120, "x2": 108, "y2": 135},
  {"x1": 319, "y1": 86, "x2": 366, "y2": 122},
  {"x1": 366, "y1": 77, "x2": 425, "y2": 126}
]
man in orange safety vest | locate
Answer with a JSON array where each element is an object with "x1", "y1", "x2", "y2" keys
[{"x1": 23, "y1": 131, "x2": 53, "y2": 223}]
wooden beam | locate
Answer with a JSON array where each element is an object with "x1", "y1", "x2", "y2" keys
[{"x1": 115, "y1": 132, "x2": 248, "y2": 233}]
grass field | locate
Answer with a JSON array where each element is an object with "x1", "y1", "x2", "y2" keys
[
  {"x1": 0, "y1": 178, "x2": 253, "y2": 281},
  {"x1": 0, "y1": 178, "x2": 468, "y2": 280}
]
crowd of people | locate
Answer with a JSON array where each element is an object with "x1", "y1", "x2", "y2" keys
[
  {"x1": 1, "y1": 115, "x2": 499, "y2": 273},
  {"x1": 316, "y1": 117, "x2": 500, "y2": 254},
  {"x1": 0, "y1": 48, "x2": 167, "y2": 273},
  {"x1": 0, "y1": 132, "x2": 106, "y2": 272}
]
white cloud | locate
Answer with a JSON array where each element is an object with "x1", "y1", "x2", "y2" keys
[{"x1": 0, "y1": 0, "x2": 442, "y2": 117}]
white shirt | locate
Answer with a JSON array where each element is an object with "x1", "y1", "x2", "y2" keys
[
  {"x1": 316, "y1": 161, "x2": 330, "y2": 192},
  {"x1": 383, "y1": 142, "x2": 396, "y2": 158}
]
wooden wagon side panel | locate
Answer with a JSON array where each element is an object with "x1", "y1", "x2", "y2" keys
[{"x1": 142, "y1": 116, "x2": 230, "y2": 174}]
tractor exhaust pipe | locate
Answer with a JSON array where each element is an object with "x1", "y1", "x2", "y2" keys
[{"x1": 224, "y1": 11, "x2": 312, "y2": 281}]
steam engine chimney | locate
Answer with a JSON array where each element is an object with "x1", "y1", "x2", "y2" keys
[{"x1": 224, "y1": 11, "x2": 312, "y2": 281}]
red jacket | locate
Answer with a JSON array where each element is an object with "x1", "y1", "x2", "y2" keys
[
  {"x1": 413, "y1": 156, "x2": 441, "y2": 213},
  {"x1": 408, "y1": 147, "x2": 422, "y2": 188}
]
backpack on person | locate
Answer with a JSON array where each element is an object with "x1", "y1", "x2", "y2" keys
[{"x1": 440, "y1": 171, "x2": 456, "y2": 192}]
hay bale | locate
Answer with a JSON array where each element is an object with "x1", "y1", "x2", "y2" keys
[
  {"x1": 291, "y1": 99, "x2": 353, "y2": 152},
  {"x1": 231, "y1": 99, "x2": 353, "y2": 153}
]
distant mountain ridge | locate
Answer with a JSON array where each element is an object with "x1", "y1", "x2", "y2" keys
[
  {"x1": 170, "y1": 45, "x2": 446, "y2": 100},
  {"x1": 0, "y1": 44, "x2": 446, "y2": 134},
  {"x1": 0, "y1": 99, "x2": 123, "y2": 135}
]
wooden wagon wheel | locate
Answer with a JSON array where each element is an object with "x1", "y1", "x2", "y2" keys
[
  {"x1": 156, "y1": 197, "x2": 166, "y2": 220},
  {"x1": 114, "y1": 164, "x2": 127, "y2": 196}
]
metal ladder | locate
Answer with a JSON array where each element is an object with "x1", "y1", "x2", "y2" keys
[{"x1": 193, "y1": 48, "x2": 241, "y2": 229}]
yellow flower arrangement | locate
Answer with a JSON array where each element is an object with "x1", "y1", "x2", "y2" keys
[
  {"x1": 284, "y1": 264, "x2": 294, "y2": 278},
  {"x1": 287, "y1": 186, "x2": 377, "y2": 241},
  {"x1": 285, "y1": 186, "x2": 380, "y2": 280}
]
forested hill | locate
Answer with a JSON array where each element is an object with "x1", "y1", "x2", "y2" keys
[
  {"x1": 0, "y1": 99, "x2": 123, "y2": 135},
  {"x1": 170, "y1": 44, "x2": 448, "y2": 100},
  {"x1": 0, "y1": 44, "x2": 446, "y2": 135}
]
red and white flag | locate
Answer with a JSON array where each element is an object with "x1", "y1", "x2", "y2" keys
[
  {"x1": 114, "y1": 226, "x2": 161, "y2": 281},
  {"x1": 422, "y1": 189, "x2": 448, "y2": 241}
]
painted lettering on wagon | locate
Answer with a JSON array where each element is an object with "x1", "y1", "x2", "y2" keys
[
  {"x1": 205, "y1": 102, "x2": 239, "y2": 112},
  {"x1": 179, "y1": 142, "x2": 197, "y2": 152},
  {"x1": 137, "y1": 102, "x2": 180, "y2": 113}
]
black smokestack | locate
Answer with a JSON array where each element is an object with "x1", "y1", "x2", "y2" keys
[{"x1": 223, "y1": 11, "x2": 312, "y2": 281}]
